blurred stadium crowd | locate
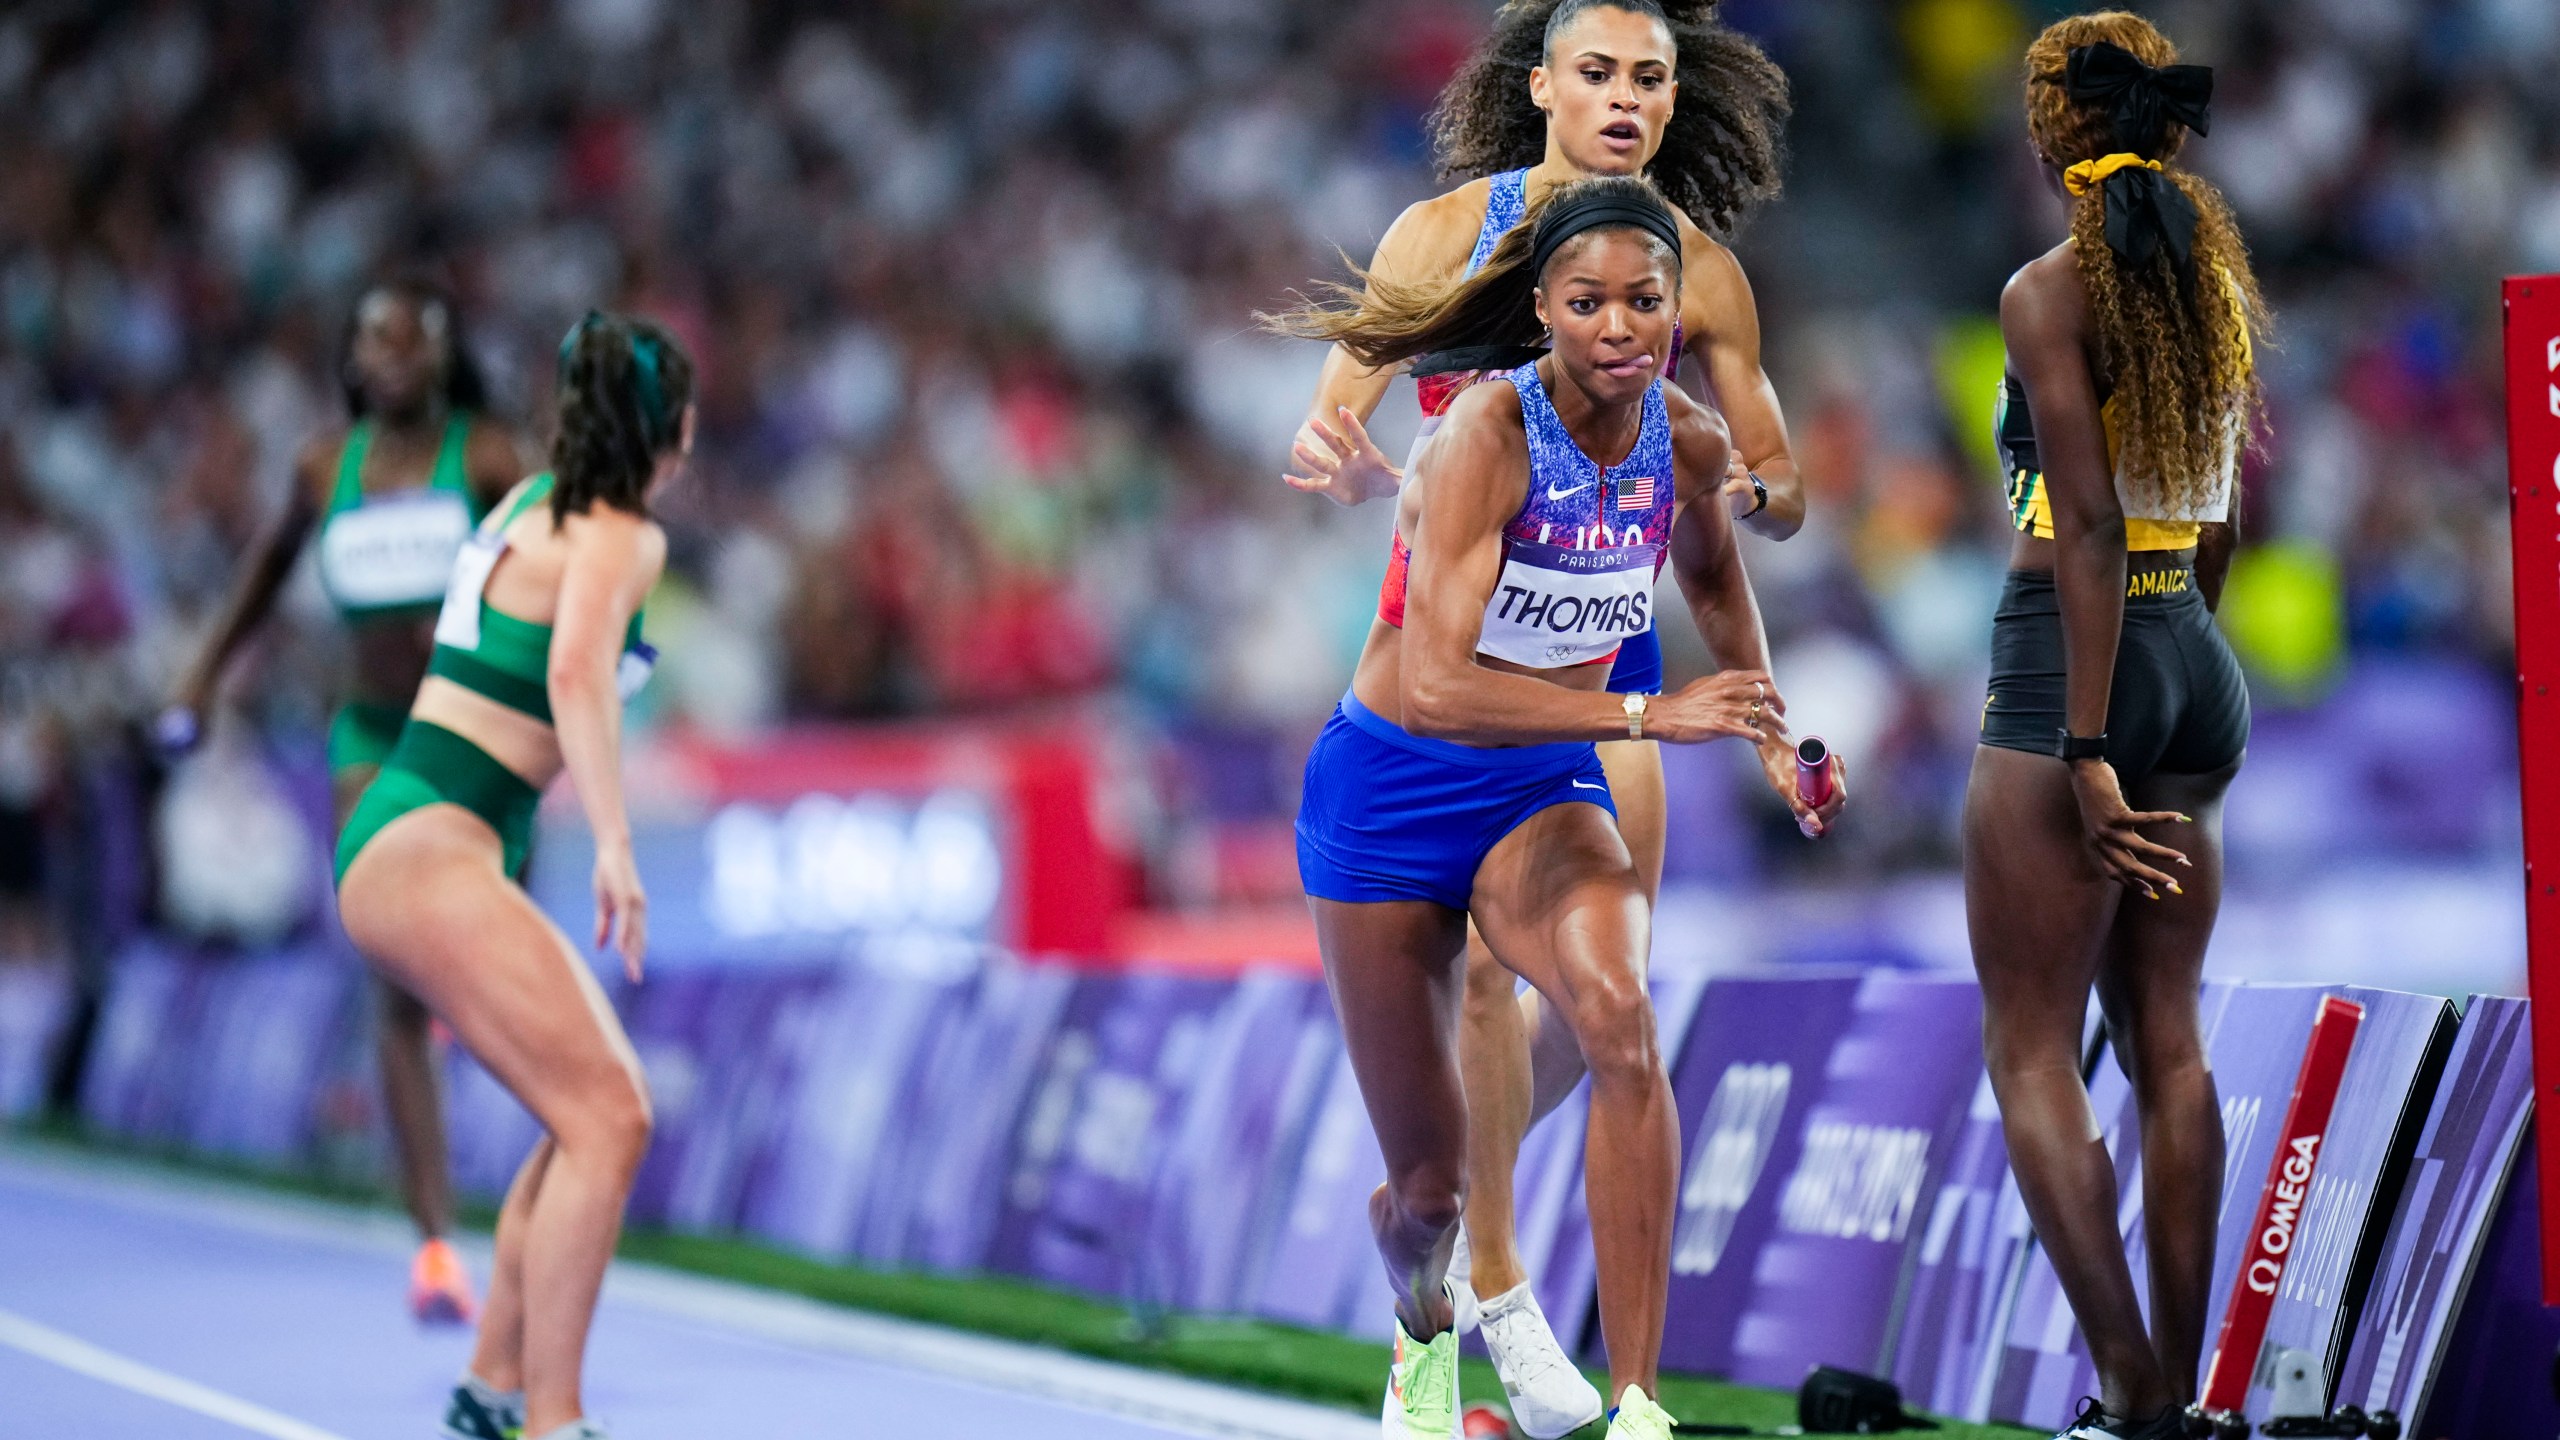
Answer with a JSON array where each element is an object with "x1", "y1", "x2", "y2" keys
[{"x1": 0, "y1": 0, "x2": 2549, "y2": 955}]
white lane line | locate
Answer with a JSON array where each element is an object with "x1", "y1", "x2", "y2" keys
[
  {"x1": 0, "y1": 1146, "x2": 1373, "y2": 1440},
  {"x1": 0, "y1": 1307, "x2": 351, "y2": 1440}
]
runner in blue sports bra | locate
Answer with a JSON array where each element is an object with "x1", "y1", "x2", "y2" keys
[
  {"x1": 1271, "y1": 177, "x2": 1841, "y2": 1440},
  {"x1": 166, "y1": 278, "x2": 523, "y2": 1327},
  {"x1": 1277, "y1": 3, "x2": 1807, "y2": 1429}
]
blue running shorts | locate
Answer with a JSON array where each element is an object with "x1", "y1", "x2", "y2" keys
[
  {"x1": 1607, "y1": 628, "x2": 1662, "y2": 696},
  {"x1": 1296, "y1": 690, "x2": 1615, "y2": 911}
]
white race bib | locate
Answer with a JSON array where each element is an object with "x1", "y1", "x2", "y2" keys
[
  {"x1": 431, "y1": 530, "x2": 506, "y2": 651},
  {"x1": 318, "y1": 491, "x2": 474, "y2": 611},
  {"x1": 617, "y1": 642, "x2": 658, "y2": 701},
  {"x1": 1477, "y1": 541, "x2": 1658, "y2": 669}
]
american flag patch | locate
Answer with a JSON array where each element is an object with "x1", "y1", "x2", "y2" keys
[{"x1": 1616, "y1": 475, "x2": 1654, "y2": 510}]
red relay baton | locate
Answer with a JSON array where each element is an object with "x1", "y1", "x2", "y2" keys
[{"x1": 1795, "y1": 736, "x2": 1835, "y2": 838}]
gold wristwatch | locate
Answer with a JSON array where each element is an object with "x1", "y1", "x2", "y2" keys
[{"x1": 1622, "y1": 691, "x2": 1648, "y2": 740}]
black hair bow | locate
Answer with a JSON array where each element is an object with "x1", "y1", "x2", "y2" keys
[
  {"x1": 2064, "y1": 41, "x2": 2212, "y2": 154},
  {"x1": 2098, "y1": 164, "x2": 2200, "y2": 272}
]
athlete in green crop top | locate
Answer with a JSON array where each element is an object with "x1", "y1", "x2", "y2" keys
[
  {"x1": 337, "y1": 312, "x2": 690, "y2": 1440},
  {"x1": 335, "y1": 471, "x2": 655, "y2": 883},
  {"x1": 166, "y1": 280, "x2": 523, "y2": 1328}
]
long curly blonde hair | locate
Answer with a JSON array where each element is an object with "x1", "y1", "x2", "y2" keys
[{"x1": 2025, "y1": 12, "x2": 2268, "y2": 516}]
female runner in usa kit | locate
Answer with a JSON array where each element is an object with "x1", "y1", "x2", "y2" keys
[
  {"x1": 336, "y1": 312, "x2": 687, "y2": 1440},
  {"x1": 167, "y1": 279, "x2": 522, "y2": 1324},
  {"x1": 1965, "y1": 14, "x2": 2266, "y2": 1439},
  {"x1": 1272, "y1": 177, "x2": 1841, "y2": 1440},
  {"x1": 1282, "y1": 4, "x2": 1801, "y2": 1431}
]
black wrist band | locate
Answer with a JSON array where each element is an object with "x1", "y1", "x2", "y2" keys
[
  {"x1": 1745, "y1": 471, "x2": 1769, "y2": 518},
  {"x1": 2055, "y1": 730, "x2": 2108, "y2": 763}
]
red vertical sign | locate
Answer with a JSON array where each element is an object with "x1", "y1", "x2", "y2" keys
[
  {"x1": 2504, "y1": 274, "x2": 2560, "y2": 1305},
  {"x1": 2198, "y1": 996, "x2": 2363, "y2": 1412}
]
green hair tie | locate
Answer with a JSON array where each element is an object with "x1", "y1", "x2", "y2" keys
[
  {"x1": 630, "y1": 333, "x2": 667, "y2": 443},
  {"x1": 557, "y1": 311, "x2": 669, "y2": 444}
]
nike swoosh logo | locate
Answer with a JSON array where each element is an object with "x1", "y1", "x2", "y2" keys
[
  {"x1": 1571, "y1": 780, "x2": 1607, "y2": 791},
  {"x1": 1546, "y1": 481, "x2": 1595, "y2": 502}
]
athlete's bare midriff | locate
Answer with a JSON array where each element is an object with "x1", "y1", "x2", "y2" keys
[
  {"x1": 1349, "y1": 618, "x2": 1615, "y2": 739},
  {"x1": 408, "y1": 678, "x2": 563, "y2": 790}
]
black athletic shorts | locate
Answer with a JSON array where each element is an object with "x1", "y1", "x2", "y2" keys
[{"x1": 1978, "y1": 565, "x2": 2249, "y2": 781}]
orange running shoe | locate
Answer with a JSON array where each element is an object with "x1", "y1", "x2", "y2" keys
[{"x1": 410, "y1": 1238, "x2": 478, "y2": 1326}]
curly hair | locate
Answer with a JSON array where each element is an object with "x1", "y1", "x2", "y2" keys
[
  {"x1": 2025, "y1": 12, "x2": 2268, "y2": 519},
  {"x1": 1427, "y1": 0, "x2": 1789, "y2": 239},
  {"x1": 550, "y1": 312, "x2": 694, "y2": 525},
  {"x1": 1263, "y1": 176, "x2": 1679, "y2": 369}
]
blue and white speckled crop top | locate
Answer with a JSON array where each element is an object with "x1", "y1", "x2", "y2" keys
[{"x1": 1379, "y1": 362, "x2": 1677, "y2": 670}]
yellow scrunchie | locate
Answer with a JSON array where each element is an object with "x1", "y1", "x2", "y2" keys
[{"x1": 2063, "y1": 153, "x2": 2162, "y2": 197}]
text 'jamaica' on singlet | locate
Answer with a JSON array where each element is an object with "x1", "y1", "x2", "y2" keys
[{"x1": 1378, "y1": 362, "x2": 1676, "y2": 670}]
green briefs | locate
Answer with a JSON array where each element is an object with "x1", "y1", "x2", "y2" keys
[
  {"x1": 334, "y1": 720, "x2": 539, "y2": 886},
  {"x1": 327, "y1": 701, "x2": 410, "y2": 778}
]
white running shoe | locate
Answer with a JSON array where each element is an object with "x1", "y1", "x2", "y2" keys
[
  {"x1": 1447, "y1": 1225, "x2": 1480, "y2": 1336},
  {"x1": 1475, "y1": 1282, "x2": 1604, "y2": 1439}
]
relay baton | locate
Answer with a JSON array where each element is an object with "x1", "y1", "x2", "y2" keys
[{"x1": 1795, "y1": 736, "x2": 1834, "y2": 838}]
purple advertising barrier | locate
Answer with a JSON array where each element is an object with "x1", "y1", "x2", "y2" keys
[
  {"x1": 1985, "y1": 984, "x2": 2454, "y2": 1430},
  {"x1": 1656, "y1": 972, "x2": 1867, "y2": 1377},
  {"x1": 78, "y1": 941, "x2": 197, "y2": 1140},
  {"x1": 1888, "y1": 1069, "x2": 2023, "y2": 1417},
  {"x1": 1140, "y1": 970, "x2": 1338, "y2": 1315},
  {"x1": 737, "y1": 940, "x2": 984, "y2": 1261},
  {"x1": 1498, "y1": 967, "x2": 1713, "y2": 1359},
  {"x1": 181, "y1": 947, "x2": 360, "y2": 1166},
  {"x1": 1726, "y1": 973, "x2": 1988, "y2": 1388},
  {"x1": 659, "y1": 966, "x2": 837, "y2": 1235},
  {"x1": 2422, "y1": 1120, "x2": 2560, "y2": 1440},
  {"x1": 999, "y1": 971, "x2": 1237, "y2": 1298},
  {"x1": 620, "y1": 966, "x2": 843, "y2": 1233},
  {"x1": 443, "y1": 1048, "x2": 542, "y2": 1202},
  {"x1": 1250, "y1": 1042, "x2": 1386, "y2": 1334},
  {"x1": 0, "y1": 960, "x2": 73, "y2": 1120},
  {"x1": 2334, "y1": 995, "x2": 2534, "y2": 1433},
  {"x1": 620, "y1": 969, "x2": 726, "y2": 1223},
  {"x1": 884, "y1": 955, "x2": 1082, "y2": 1273}
]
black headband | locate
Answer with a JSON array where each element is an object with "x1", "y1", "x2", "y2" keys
[
  {"x1": 2062, "y1": 41, "x2": 2212, "y2": 155},
  {"x1": 1529, "y1": 192, "x2": 1685, "y2": 282},
  {"x1": 1407, "y1": 190, "x2": 1684, "y2": 378}
]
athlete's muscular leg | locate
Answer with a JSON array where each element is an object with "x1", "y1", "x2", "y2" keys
[
  {"x1": 1310, "y1": 897, "x2": 1474, "y2": 1339},
  {"x1": 376, "y1": 981, "x2": 455, "y2": 1238},
  {"x1": 2096, "y1": 762, "x2": 2237, "y2": 1405},
  {"x1": 1471, "y1": 800, "x2": 1672, "y2": 1400},
  {"x1": 1963, "y1": 746, "x2": 2169, "y2": 1420},
  {"x1": 341, "y1": 809, "x2": 652, "y2": 1436},
  {"x1": 1458, "y1": 739, "x2": 1663, "y2": 1298},
  {"x1": 337, "y1": 766, "x2": 457, "y2": 1243}
]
